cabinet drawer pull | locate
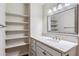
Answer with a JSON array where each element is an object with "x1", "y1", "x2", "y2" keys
[{"x1": 42, "y1": 52, "x2": 46, "y2": 55}]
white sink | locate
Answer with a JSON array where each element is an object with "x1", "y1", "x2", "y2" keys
[{"x1": 42, "y1": 36, "x2": 78, "y2": 52}]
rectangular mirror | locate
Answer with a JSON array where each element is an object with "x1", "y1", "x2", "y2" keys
[{"x1": 47, "y1": 4, "x2": 78, "y2": 34}]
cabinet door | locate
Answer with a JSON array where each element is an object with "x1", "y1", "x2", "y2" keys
[
  {"x1": 62, "y1": 47, "x2": 76, "y2": 56},
  {"x1": 31, "y1": 44, "x2": 36, "y2": 51},
  {"x1": 36, "y1": 42, "x2": 61, "y2": 56},
  {"x1": 0, "y1": 4, "x2": 5, "y2": 26},
  {"x1": 31, "y1": 50, "x2": 36, "y2": 56},
  {"x1": 36, "y1": 46, "x2": 51, "y2": 56}
]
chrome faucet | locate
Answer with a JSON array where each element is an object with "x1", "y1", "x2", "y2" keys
[{"x1": 54, "y1": 36, "x2": 61, "y2": 41}]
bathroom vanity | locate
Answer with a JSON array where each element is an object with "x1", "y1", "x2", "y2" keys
[
  {"x1": 30, "y1": 36, "x2": 77, "y2": 56},
  {"x1": 30, "y1": 3, "x2": 79, "y2": 56},
  {"x1": 39, "y1": 3, "x2": 78, "y2": 56}
]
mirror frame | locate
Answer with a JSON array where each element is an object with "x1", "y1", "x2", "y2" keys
[{"x1": 47, "y1": 4, "x2": 78, "y2": 34}]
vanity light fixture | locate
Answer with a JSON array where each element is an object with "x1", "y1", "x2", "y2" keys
[
  {"x1": 64, "y1": 3, "x2": 70, "y2": 7},
  {"x1": 57, "y1": 4, "x2": 62, "y2": 10},
  {"x1": 48, "y1": 3, "x2": 71, "y2": 15}
]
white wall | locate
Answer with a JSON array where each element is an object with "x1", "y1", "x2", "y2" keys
[
  {"x1": 42, "y1": 5, "x2": 48, "y2": 34},
  {"x1": 30, "y1": 3, "x2": 43, "y2": 39},
  {"x1": 42, "y1": 4, "x2": 56, "y2": 34},
  {"x1": 0, "y1": 3, "x2": 5, "y2": 56}
]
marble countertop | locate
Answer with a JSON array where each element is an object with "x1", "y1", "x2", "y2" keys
[{"x1": 31, "y1": 36, "x2": 78, "y2": 53}]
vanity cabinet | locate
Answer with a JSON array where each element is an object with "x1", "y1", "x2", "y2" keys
[
  {"x1": 31, "y1": 39, "x2": 61, "y2": 56},
  {"x1": 31, "y1": 50, "x2": 36, "y2": 56},
  {"x1": 31, "y1": 38, "x2": 36, "y2": 56},
  {"x1": 31, "y1": 39, "x2": 51, "y2": 56},
  {"x1": 62, "y1": 47, "x2": 76, "y2": 56},
  {"x1": 31, "y1": 39, "x2": 36, "y2": 51},
  {"x1": 31, "y1": 38, "x2": 77, "y2": 56},
  {"x1": 36, "y1": 46, "x2": 51, "y2": 56},
  {"x1": 36, "y1": 41, "x2": 61, "y2": 56}
]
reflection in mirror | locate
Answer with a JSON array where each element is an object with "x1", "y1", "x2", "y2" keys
[{"x1": 47, "y1": 4, "x2": 77, "y2": 34}]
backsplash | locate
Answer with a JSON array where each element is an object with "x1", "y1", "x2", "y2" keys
[
  {"x1": 43, "y1": 32, "x2": 78, "y2": 43},
  {"x1": 62, "y1": 35, "x2": 78, "y2": 43}
]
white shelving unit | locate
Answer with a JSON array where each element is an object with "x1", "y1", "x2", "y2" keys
[
  {"x1": 6, "y1": 21, "x2": 29, "y2": 25},
  {"x1": 5, "y1": 3, "x2": 30, "y2": 56},
  {"x1": 6, "y1": 42, "x2": 28, "y2": 49},
  {"x1": 6, "y1": 50, "x2": 29, "y2": 56},
  {"x1": 6, "y1": 12, "x2": 29, "y2": 18},
  {"x1": 6, "y1": 51, "x2": 20, "y2": 56},
  {"x1": 6, "y1": 29, "x2": 29, "y2": 32},
  {"x1": 6, "y1": 36, "x2": 28, "y2": 40}
]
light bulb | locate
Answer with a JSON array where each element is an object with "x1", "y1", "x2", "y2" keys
[
  {"x1": 65, "y1": 3, "x2": 70, "y2": 6},
  {"x1": 48, "y1": 9, "x2": 53, "y2": 15},
  {"x1": 53, "y1": 7, "x2": 57, "y2": 11},
  {"x1": 58, "y1": 4, "x2": 62, "y2": 10}
]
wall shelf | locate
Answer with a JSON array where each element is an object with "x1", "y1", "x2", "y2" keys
[
  {"x1": 6, "y1": 21, "x2": 29, "y2": 25},
  {"x1": 6, "y1": 51, "x2": 20, "y2": 56},
  {"x1": 6, "y1": 30, "x2": 29, "y2": 32},
  {"x1": 51, "y1": 24, "x2": 57, "y2": 27},
  {"x1": 6, "y1": 36, "x2": 28, "y2": 40},
  {"x1": 6, "y1": 51, "x2": 29, "y2": 56},
  {"x1": 51, "y1": 20, "x2": 57, "y2": 22},
  {"x1": 5, "y1": 3, "x2": 30, "y2": 56},
  {"x1": 6, "y1": 42, "x2": 29, "y2": 49},
  {"x1": 6, "y1": 12, "x2": 29, "y2": 18}
]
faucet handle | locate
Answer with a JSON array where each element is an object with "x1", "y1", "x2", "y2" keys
[{"x1": 55, "y1": 35, "x2": 61, "y2": 40}]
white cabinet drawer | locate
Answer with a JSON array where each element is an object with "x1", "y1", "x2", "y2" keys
[
  {"x1": 36, "y1": 46, "x2": 51, "y2": 56},
  {"x1": 36, "y1": 42, "x2": 61, "y2": 56}
]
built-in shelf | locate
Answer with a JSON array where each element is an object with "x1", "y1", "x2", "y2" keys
[
  {"x1": 5, "y1": 3, "x2": 30, "y2": 56},
  {"x1": 19, "y1": 51, "x2": 29, "y2": 56},
  {"x1": 51, "y1": 29, "x2": 58, "y2": 31},
  {"x1": 6, "y1": 51, "x2": 20, "y2": 56},
  {"x1": 51, "y1": 20, "x2": 57, "y2": 22},
  {"x1": 6, "y1": 36, "x2": 28, "y2": 40},
  {"x1": 6, "y1": 30, "x2": 29, "y2": 32},
  {"x1": 6, "y1": 50, "x2": 29, "y2": 56},
  {"x1": 6, "y1": 42, "x2": 29, "y2": 49},
  {"x1": 6, "y1": 12, "x2": 29, "y2": 18},
  {"x1": 51, "y1": 25, "x2": 57, "y2": 27},
  {"x1": 6, "y1": 21, "x2": 29, "y2": 25}
]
